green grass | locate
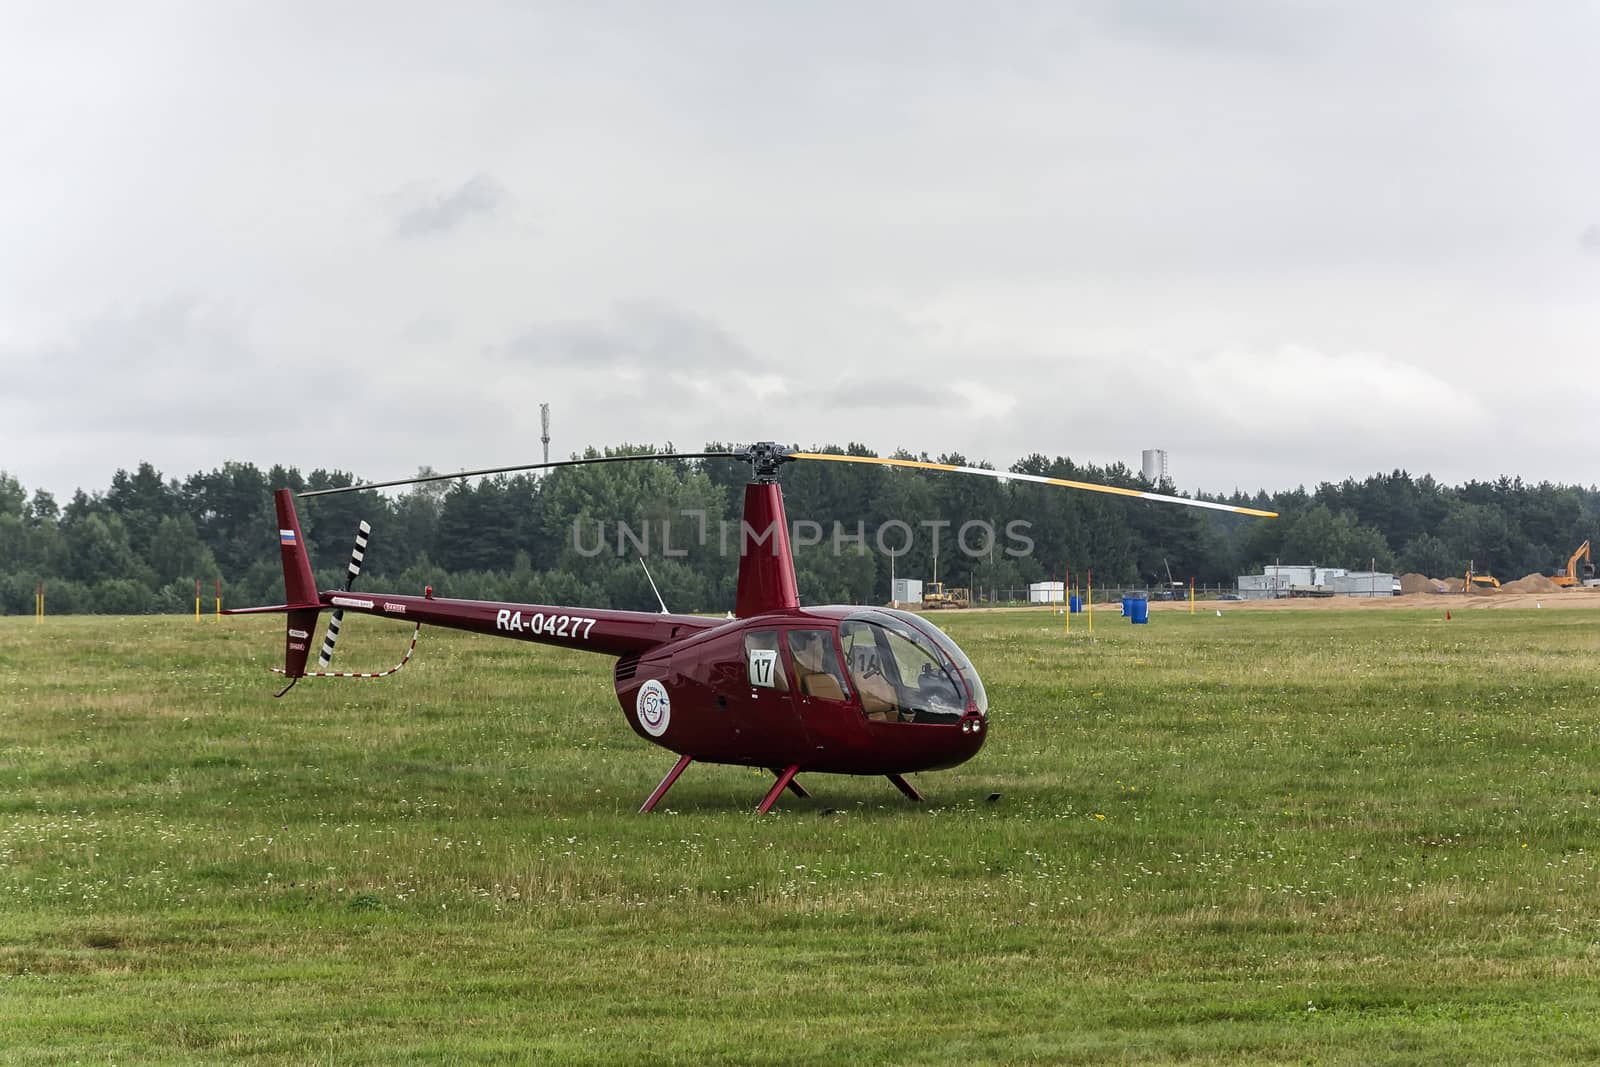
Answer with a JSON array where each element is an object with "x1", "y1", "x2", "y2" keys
[{"x1": 4, "y1": 606, "x2": 1600, "y2": 1063}]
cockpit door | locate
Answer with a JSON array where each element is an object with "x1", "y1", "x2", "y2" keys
[{"x1": 734, "y1": 629, "x2": 814, "y2": 762}]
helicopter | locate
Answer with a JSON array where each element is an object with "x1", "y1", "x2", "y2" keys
[{"x1": 228, "y1": 442, "x2": 1275, "y2": 813}]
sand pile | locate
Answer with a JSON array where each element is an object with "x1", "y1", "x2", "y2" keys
[
  {"x1": 1440, "y1": 576, "x2": 1466, "y2": 592},
  {"x1": 1399, "y1": 573, "x2": 1446, "y2": 594},
  {"x1": 1500, "y1": 572, "x2": 1561, "y2": 593}
]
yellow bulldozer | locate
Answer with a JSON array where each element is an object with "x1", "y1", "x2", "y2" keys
[{"x1": 921, "y1": 581, "x2": 971, "y2": 610}]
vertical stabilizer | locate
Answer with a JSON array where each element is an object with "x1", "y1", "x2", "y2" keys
[
  {"x1": 275, "y1": 489, "x2": 319, "y2": 608},
  {"x1": 277, "y1": 489, "x2": 320, "y2": 681}
]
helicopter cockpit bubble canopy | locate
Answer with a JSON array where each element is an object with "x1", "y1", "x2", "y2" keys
[{"x1": 838, "y1": 608, "x2": 988, "y2": 724}]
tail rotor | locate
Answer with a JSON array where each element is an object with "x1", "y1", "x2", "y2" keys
[
  {"x1": 317, "y1": 521, "x2": 371, "y2": 669},
  {"x1": 227, "y1": 493, "x2": 419, "y2": 697}
]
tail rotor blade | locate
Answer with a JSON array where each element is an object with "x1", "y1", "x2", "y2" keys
[
  {"x1": 318, "y1": 521, "x2": 371, "y2": 669},
  {"x1": 317, "y1": 612, "x2": 344, "y2": 670},
  {"x1": 345, "y1": 520, "x2": 370, "y2": 587}
]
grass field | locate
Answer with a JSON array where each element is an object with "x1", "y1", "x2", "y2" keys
[{"x1": 4, "y1": 605, "x2": 1600, "y2": 1064}]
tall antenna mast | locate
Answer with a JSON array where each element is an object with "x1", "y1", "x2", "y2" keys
[{"x1": 540, "y1": 403, "x2": 551, "y2": 465}]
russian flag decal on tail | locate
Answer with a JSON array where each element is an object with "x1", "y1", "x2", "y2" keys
[{"x1": 280, "y1": 529, "x2": 297, "y2": 545}]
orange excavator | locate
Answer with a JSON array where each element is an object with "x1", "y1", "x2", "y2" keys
[
  {"x1": 1552, "y1": 540, "x2": 1596, "y2": 588},
  {"x1": 1464, "y1": 560, "x2": 1500, "y2": 591}
]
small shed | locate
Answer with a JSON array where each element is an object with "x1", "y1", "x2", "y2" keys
[
  {"x1": 891, "y1": 578, "x2": 923, "y2": 605},
  {"x1": 1027, "y1": 581, "x2": 1065, "y2": 604}
]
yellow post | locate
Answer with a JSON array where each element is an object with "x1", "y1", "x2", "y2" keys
[
  {"x1": 195, "y1": 579, "x2": 200, "y2": 621},
  {"x1": 1064, "y1": 573, "x2": 1070, "y2": 634},
  {"x1": 215, "y1": 578, "x2": 222, "y2": 620},
  {"x1": 1189, "y1": 577, "x2": 1195, "y2": 615},
  {"x1": 1087, "y1": 569, "x2": 1093, "y2": 635}
]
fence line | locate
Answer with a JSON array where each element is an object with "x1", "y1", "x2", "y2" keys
[{"x1": 892, "y1": 584, "x2": 1236, "y2": 607}]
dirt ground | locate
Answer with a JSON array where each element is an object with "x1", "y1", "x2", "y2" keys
[
  {"x1": 950, "y1": 588, "x2": 1600, "y2": 615},
  {"x1": 1149, "y1": 589, "x2": 1600, "y2": 612}
]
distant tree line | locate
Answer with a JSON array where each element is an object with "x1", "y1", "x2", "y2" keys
[{"x1": 3, "y1": 447, "x2": 1596, "y2": 615}]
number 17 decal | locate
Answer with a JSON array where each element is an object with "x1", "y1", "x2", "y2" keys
[{"x1": 747, "y1": 648, "x2": 778, "y2": 688}]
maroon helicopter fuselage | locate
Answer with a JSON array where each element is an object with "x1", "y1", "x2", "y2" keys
[
  {"x1": 614, "y1": 603, "x2": 987, "y2": 775},
  {"x1": 235, "y1": 478, "x2": 989, "y2": 808}
]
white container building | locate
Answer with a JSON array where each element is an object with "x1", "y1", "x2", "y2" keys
[
  {"x1": 1237, "y1": 573, "x2": 1288, "y2": 600},
  {"x1": 891, "y1": 578, "x2": 923, "y2": 605},
  {"x1": 1330, "y1": 572, "x2": 1400, "y2": 597},
  {"x1": 1027, "y1": 581, "x2": 1066, "y2": 604},
  {"x1": 1262, "y1": 564, "x2": 1316, "y2": 586}
]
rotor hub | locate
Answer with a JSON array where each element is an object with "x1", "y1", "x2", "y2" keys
[{"x1": 742, "y1": 441, "x2": 794, "y2": 482}]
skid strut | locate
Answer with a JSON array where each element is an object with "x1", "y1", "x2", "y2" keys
[
  {"x1": 887, "y1": 774, "x2": 924, "y2": 802},
  {"x1": 639, "y1": 754, "x2": 694, "y2": 813},
  {"x1": 757, "y1": 765, "x2": 801, "y2": 814},
  {"x1": 772, "y1": 768, "x2": 811, "y2": 798}
]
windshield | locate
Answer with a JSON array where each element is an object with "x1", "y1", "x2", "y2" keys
[
  {"x1": 877, "y1": 608, "x2": 988, "y2": 716},
  {"x1": 842, "y1": 609, "x2": 987, "y2": 720}
]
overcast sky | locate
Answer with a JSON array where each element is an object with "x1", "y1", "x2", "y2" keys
[{"x1": 4, "y1": 2, "x2": 1598, "y2": 502}]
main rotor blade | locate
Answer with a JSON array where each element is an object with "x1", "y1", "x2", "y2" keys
[
  {"x1": 790, "y1": 452, "x2": 1278, "y2": 518},
  {"x1": 298, "y1": 452, "x2": 740, "y2": 498}
]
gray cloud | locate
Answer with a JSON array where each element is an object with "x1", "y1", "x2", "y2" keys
[
  {"x1": 0, "y1": 293, "x2": 532, "y2": 495},
  {"x1": 4, "y1": 6, "x2": 1599, "y2": 499},
  {"x1": 507, "y1": 303, "x2": 752, "y2": 370},
  {"x1": 390, "y1": 174, "x2": 510, "y2": 238},
  {"x1": 1085, "y1": 0, "x2": 1336, "y2": 57},
  {"x1": 4, "y1": 297, "x2": 266, "y2": 425},
  {"x1": 402, "y1": 315, "x2": 455, "y2": 344},
  {"x1": 826, "y1": 381, "x2": 945, "y2": 410}
]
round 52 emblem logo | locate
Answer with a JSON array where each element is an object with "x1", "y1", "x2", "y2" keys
[{"x1": 635, "y1": 679, "x2": 671, "y2": 737}]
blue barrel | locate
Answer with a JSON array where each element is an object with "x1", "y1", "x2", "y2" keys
[
  {"x1": 1069, "y1": 594, "x2": 1081, "y2": 613},
  {"x1": 1130, "y1": 598, "x2": 1149, "y2": 624},
  {"x1": 1119, "y1": 596, "x2": 1130, "y2": 616}
]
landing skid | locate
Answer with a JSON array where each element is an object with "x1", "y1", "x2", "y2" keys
[{"x1": 637, "y1": 759, "x2": 925, "y2": 813}]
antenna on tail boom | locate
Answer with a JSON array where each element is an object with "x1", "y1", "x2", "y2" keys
[{"x1": 639, "y1": 557, "x2": 670, "y2": 614}]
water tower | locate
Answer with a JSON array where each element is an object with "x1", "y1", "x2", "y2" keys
[{"x1": 1141, "y1": 448, "x2": 1168, "y2": 484}]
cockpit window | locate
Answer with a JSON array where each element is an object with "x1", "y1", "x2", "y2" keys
[
  {"x1": 858, "y1": 608, "x2": 988, "y2": 717},
  {"x1": 786, "y1": 628, "x2": 850, "y2": 703},
  {"x1": 840, "y1": 615, "x2": 968, "y2": 724},
  {"x1": 744, "y1": 631, "x2": 789, "y2": 691}
]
